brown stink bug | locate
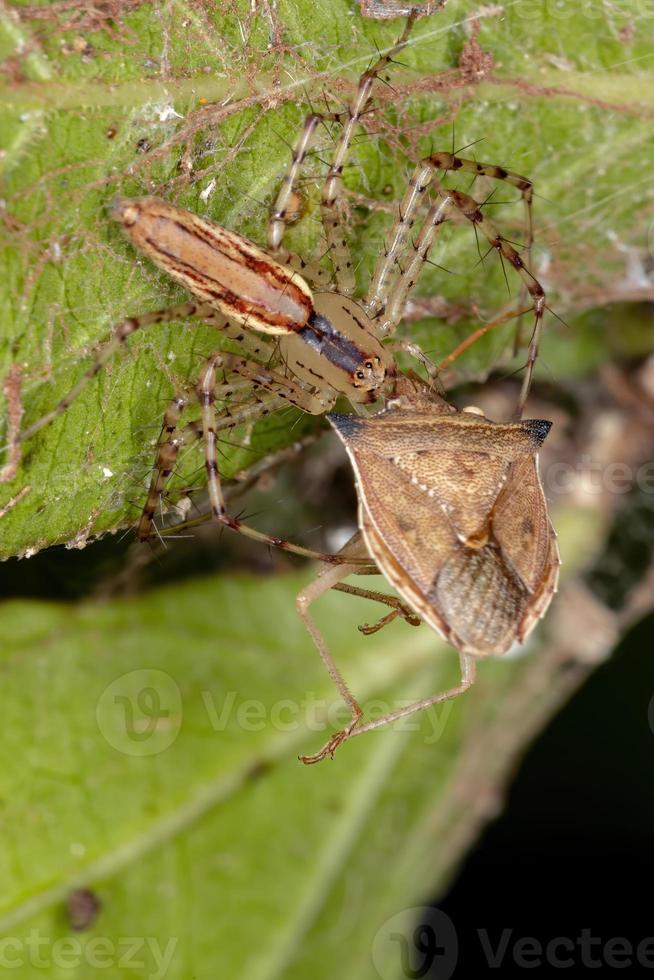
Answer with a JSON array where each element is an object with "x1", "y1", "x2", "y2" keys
[{"x1": 297, "y1": 372, "x2": 559, "y2": 763}]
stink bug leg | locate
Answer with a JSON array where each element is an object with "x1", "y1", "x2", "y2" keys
[{"x1": 297, "y1": 372, "x2": 559, "y2": 763}]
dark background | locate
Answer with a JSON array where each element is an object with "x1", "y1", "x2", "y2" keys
[{"x1": 429, "y1": 610, "x2": 654, "y2": 977}]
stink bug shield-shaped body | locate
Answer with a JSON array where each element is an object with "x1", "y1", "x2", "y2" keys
[
  {"x1": 297, "y1": 374, "x2": 559, "y2": 763},
  {"x1": 331, "y1": 376, "x2": 559, "y2": 655}
]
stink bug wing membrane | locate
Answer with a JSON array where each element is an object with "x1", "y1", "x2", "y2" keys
[
  {"x1": 492, "y1": 454, "x2": 560, "y2": 638},
  {"x1": 492, "y1": 456, "x2": 553, "y2": 589}
]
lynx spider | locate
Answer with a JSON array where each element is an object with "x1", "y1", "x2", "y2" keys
[
  {"x1": 6, "y1": 15, "x2": 552, "y2": 761},
  {"x1": 9, "y1": 13, "x2": 545, "y2": 561}
]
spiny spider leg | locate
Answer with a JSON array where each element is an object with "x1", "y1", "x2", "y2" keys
[
  {"x1": 429, "y1": 152, "x2": 534, "y2": 259},
  {"x1": 138, "y1": 390, "x2": 285, "y2": 542},
  {"x1": 364, "y1": 157, "x2": 544, "y2": 413},
  {"x1": 386, "y1": 337, "x2": 443, "y2": 389},
  {"x1": 372, "y1": 186, "x2": 545, "y2": 393},
  {"x1": 197, "y1": 351, "x2": 368, "y2": 563},
  {"x1": 443, "y1": 189, "x2": 545, "y2": 415},
  {"x1": 381, "y1": 187, "x2": 545, "y2": 383},
  {"x1": 366, "y1": 153, "x2": 533, "y2": 332},
  {"x1": 7, "y1": 302, "x2": 272, "y2": 450},
  {"x1": 269, "y1": 13, "x2": 419, "y2": 292},
  {"x1": 156, "y1": 433, "x2": 322, "y2": 541},
  {"x1": 142, "y1": 387, "x2": 368, "y2": 565},
  {"x1": 423, "y1": 153, "x2": 536, "y2": 354}
]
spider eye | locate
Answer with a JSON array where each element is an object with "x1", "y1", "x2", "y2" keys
[
  {"x1": 365, "y1": 361, "x2": 373, "y2": 370},
  {"x1": 356, "y1": 371, "x2": 365, "y2": 380}
]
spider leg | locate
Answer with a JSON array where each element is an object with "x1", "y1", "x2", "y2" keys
[
  {"x1": 142, "y1": 436, "x2": 320, "y2": 544},
  {"x1": 269, "y1": 240, "x2": 334, "y2": 291},
  {"x1": 366, "y1": 152, "x2": 534, "y2": 329},
  {"x1": 364, "y1": 155, "x2": 544, "y2": 413},
  {"x1": 385, "y1": 337, "x2": 445, "y2": 391},
  {"x1": 429, "y1": 152, "x2": 534, "y2": 262},
  {"x1": 196, "y1": 350, "x2": 366, "y2": 564},
  {"x1": 440, "y1": 188, "x2": 545, "y2": 415},
  {"x1": 140, "y1": 379, "x2": 364, "y2": 564},
  {"x1": 431, "y1": 156, "x2": 534, "y2": 363},
  {"x1": 137, "y1": 389, "x2": 284, "y2": 542},
  {"x1": 366, "y1": 158, "x2": 441, "y2": 329},
  {"x1": 370, "y1": 186, "x2": 466, "y2": 336},
  {"x1": 8, "y1": 302, "x2": 275, "y2": 451},
  {"x1": 268, "y1": 110, "x2": 345, "y2": 283},
  {"x1": 268, "y1": 14, "x2": 418, "y2": 294},
  {"x1": 436, "y1": 303, "x2": 533, "y2": 378},
  {"x1": 202, "y1": 311, "x2": 277, "y2": 363}
]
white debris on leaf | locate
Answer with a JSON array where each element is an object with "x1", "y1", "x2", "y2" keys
[
  {"x1": 101, "y1": 466, "x2": 114, "y2": 479},
  {"x1": 142, "y1": 102, "x2": 184, "y2": 124},
  {"x1": 172, "y1": 496, "x2": 192, "y2": 520},
  {"x1": 200, "y1": 178, "x2": 217, "y2": 203},
  {"x1": 157, "y1": 104, "x2": 183, "y2": 122}
]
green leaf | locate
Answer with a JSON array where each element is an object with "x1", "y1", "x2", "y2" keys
[
  {"x1": 1, "y1": 0, "x2": 653, "y2": 557},
  {"x1": 0, "y1": 494, "x2": 605, "y2": 977}
]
